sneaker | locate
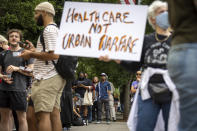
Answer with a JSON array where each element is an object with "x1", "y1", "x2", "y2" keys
[
  {"x1": 86, "y1": 119, "x2": 89, "y2": 126},
  {"x1": 63, "y1": 127, "x2": 70, "y2": 131},
  {"x1": 83, "y1": 119, "x2": 86, "y2": 125},
  {"x1": 106, "y1": 120, "x2": 111, "y2": 125},
  {"x1": 96, "y1": 121, "x2": 101, "y2": 124},
  {"x1": 112, "y1": 117, "x2": 116, "y2": 122}
]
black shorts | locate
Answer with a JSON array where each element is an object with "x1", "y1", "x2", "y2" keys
[{"x1": 0, "y1": 90, "x2": 27, "y2": 112}]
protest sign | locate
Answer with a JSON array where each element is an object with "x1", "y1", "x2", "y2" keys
[{"x1": 55, "y1": 2, "x2": 148, "y2": 61}]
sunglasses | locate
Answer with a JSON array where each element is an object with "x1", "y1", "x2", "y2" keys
[{"x1": 137, "y1": 74, "x2": 141, "y2": 76}]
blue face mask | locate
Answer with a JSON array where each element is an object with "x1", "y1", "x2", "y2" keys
[{"x1": 156, "y1": 11, "x2": 170, "y2": 30}]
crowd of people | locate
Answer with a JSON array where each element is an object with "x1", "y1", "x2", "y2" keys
[
  {"x1": 0, "y1": 2, "x2": 120, "y2": 131},
  {"x1": 0, "y1": 0, "x2": 197, "y2": 131},
  {"x1": 60, "y1": 71, "x2": 120, "y2": 130},
  {"x1": 71, "y1": 72, "x2": 117, "y2": 125},
  {"x1": 99, "y1": 0, "x2": 197, "y2": 131}
]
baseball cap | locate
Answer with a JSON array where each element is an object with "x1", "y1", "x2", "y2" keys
[
  {"x1": 35, "y1": 2, "x2": 55, "y2": 16},
  {"x1": 0, "y1": 35, "x2": 8, "y2": 45},
  {"x1": 100, "y1": 73, "x2": 107, "y2": 76},
  {"x1": 74, "y1": 93, "x2": 81, "y2": 98}
]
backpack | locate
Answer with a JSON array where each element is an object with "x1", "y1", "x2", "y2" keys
[
  {"x1": 72, "y1": 114, "x2": 84, "y2": 126},
  {"x1": 40, "y1": 24, "x2": 78, "y2": 80}
]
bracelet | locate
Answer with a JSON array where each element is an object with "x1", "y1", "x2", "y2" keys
[{"x1": 19, "y1": 66, "x2": 25, "y2": 71}]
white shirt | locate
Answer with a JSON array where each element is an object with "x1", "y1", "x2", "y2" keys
[{"x1": 33, "y1": 24, "x2": 58, "y2": 80}]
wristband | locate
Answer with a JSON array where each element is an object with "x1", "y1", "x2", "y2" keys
[{"x1": 19, "y1": 66, "x2": 25, "y2": 71}]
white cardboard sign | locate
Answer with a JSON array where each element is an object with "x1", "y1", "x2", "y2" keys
[{"x1": 55, "y1": 2, "x2": 148, "y2": 61}]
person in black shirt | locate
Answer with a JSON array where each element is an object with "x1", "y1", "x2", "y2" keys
[
  {"x1": 72, "y1": 72, "x2": 93, "y2": 126},
  {"x1": 0, "y1": 29, "x2": 34, "y2": 131},
  {"x1": 99, "y1": 1, "x2": 172, "y2": 131}
]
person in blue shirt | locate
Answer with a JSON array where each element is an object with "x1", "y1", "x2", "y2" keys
[
  {"x1": 131, "y1": 71, "x2": 141, "y2": 94},
  {"x1": 96, "y1": 73, "x2": 111, "y2": 124}
]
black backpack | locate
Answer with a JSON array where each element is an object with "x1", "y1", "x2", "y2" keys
[{"x1": 40, "y1": 24, "x2": 78, "y2": 80}]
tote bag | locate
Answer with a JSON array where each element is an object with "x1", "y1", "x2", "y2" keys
[{"x1": 83, "y1": 90, "x2": 93, "y2": 105}]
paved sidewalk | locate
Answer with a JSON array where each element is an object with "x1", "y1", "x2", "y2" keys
[{"x1": 69, "y1": 122, "x2": 129, "y2": 131}]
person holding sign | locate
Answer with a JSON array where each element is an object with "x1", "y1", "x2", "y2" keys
[
  {"x1": 19, "y1": 2, "x2": 66, "y2": 131},
  {"x1": 100, "y1": 1, "x2": 174, "y2": 131}
]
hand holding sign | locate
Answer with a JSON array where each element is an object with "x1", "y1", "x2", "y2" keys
[{"x1": 99, "y1": 55, "x2": 121, "y2": 64}]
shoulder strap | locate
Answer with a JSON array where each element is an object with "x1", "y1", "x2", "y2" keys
[
  {"x1": 40, "y1": 24, "x2": 58, "y2": 65},
  {"x1": 1, "y1": 50, "x2": 9, "y2": 72}
]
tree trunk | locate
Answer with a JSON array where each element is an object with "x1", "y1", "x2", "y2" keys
[{"x1": 123, "y1": 79, "x2": 132, "y2": 120}]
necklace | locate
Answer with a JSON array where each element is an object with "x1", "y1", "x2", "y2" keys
[{"x1": 155, "y1": 33, "x2": 169, "y2": 42}]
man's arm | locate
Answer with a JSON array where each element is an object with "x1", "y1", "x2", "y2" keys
[
  {"x1": 17, "y1": 64, "x2": 34, "y2": 77},
  {"x1": 107, "y1": 83, "x2": 111, "y2": 96},
  {"x1": 20, "y1": 50, "x2": 59, "y2": 61},
  {"x1": 30, "y1": 51, "x2": 59, "y2": 61},
  {"x1": 6, "y1": 64, "x2": 34, "y2": 77},
  {"x1": 80, "y1": 84, "x2": 92, "y2": 90},
  {"x1": 0, "y1": 66, "x2": 13, "y2": 84},
  {"x1": 131, "y1": 86, "x2": 137, "y2": 93},
  {"x1": 73, "y1": 107, "x2": 81, "y2": 118}
]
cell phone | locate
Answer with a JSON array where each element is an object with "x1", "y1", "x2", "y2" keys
[{"x1": 18, "y1": 41, "x2": 28, "y2": 48}]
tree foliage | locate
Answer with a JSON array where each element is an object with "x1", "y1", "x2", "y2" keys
[{"x1": 0, "y1": 0, "x2": 155, "y2": 89}]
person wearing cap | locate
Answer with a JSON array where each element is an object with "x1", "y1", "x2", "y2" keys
[
  {"x1": 96, "y1": 73, "x2": 111, "y2": 124},
  {"x1": 73, "y1": 93, "x2": 81, "y2": 118},
  {"x1": 19, "y1": 2, "x2": 66, "y2": 131}
]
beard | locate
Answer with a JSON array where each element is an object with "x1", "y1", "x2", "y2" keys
[
  {"x1": 79, "y1": 77, "x2": 85, "y2": 81},
  {"x1": 36, "y1": 14, "x2": 44, "y2": 26},
  {"x1": 10, "y1": 42, "x2": 18, "y2": 48}
]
